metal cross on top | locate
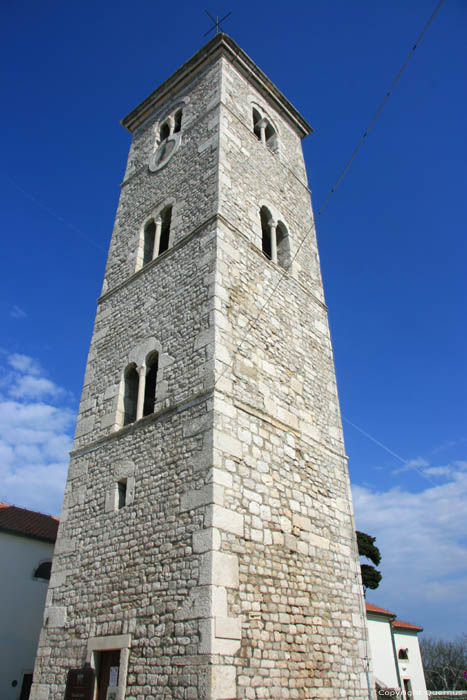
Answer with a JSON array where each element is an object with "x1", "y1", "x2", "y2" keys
[{"x1": 204, "y1": 9, "x2": 232, "y2": 37}]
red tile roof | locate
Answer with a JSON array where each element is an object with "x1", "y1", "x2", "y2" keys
[
  {"x1": 366, "y1": 602, "x2": 423, "y2": 632},
  {"x1": 0, "y1": 502, "x2": 59, "y2": 543},
  {"x1": 366, "y1": 602, "x2": 396, "y2": 618},
  {"x1": 392, "y1": 619, "x2": 423, "y2": 633}
]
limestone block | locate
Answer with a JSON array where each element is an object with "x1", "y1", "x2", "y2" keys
[
  {"x1": 180, "y1": 484, "x2": 223, "y2": 511},
  {"x1": 29, "y1": 685, "x2": 49, "y2": 700},
  {"x1": 193, "y1": 527, "x2": 221, "y2": 553},
  {"x1": 175, "y1": 585, "x2": 222, "y2": 621},
  {"x1": 293, "y1": 513, "x2": 312, "y2": 532},
  {"x1": 54, "y1": 536, "x2": 75, "y2": 555},
  {"x1": 211, "y1": 665, "x2": 237, "y2": 700},
  {"x1": 211, "y1": 468, "x2": 233, "y2": 488},
  {"x1": 48, "y1": 571, "x2": 67, "y2": 589},
  {"x1": 200, "y1": 551, "x2": 239, "y2": 588},
  {"x1": 74, "y1": 416, "x2": 94, "y2": 438},
  {"x1": 213, "y1": 430, "x2": 242, "y2": 459},
  {"x1": 215, "y1": 616, "x2": 242, "y2": 640},
  {"x1": 45, "y1": 606, "x2": 67, "y2": 628},
  {"x1": 205, "y1": 505, "x2": 244, "y2": 536}
]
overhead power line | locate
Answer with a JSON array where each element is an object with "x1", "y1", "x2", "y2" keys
[{"x1": 214, "y1": 0, "x2": 446, "y2": 393}]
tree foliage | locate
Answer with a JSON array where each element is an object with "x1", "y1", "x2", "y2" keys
[
  {"x1": 356, "y1": 530, "x2": 382, "y2": 593},
  {"x1": 420, "y1": 635, "x2": 467, "y2": 690}
]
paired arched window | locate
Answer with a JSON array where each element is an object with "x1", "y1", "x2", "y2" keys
[
  {"x1": 158, "y1": 108, "x2": 182, "y2": 143},
  {"x1": 252, "y1": 107, "x2": 278, "y2": 153},
  {"x1": 123, "y1": 351, "x2": 159, "y2": 426},
  {"x1": 142, "y1": 205, "x2": 173, "y2": 267},
  {"x1": 260, "y1": 206, "x2": 290, "y2": 269},
  {"x1": 149, "y1": 108, "x2": 183, "y2": 172}
]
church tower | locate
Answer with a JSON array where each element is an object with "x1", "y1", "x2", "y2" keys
[{"x1": 32, "y1": 35, "x2": 370, "y2": 700}]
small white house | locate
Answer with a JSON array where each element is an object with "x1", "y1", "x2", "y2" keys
[
  {"x1": 366, "y1": 602, "x2": 428, "y2": 699},
  {"x1": 0, "y1": 502, "x2": 58, "y2": 700}
]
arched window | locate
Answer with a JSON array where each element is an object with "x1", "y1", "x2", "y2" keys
[
  {"x1": 141, "y1": 205, "x2": 173, "y2": 267},
  {"x1": 265, "y1": 122, "x2": 278, "y2": 152},
  {"x1": 252, "y1": 107, "x2": 278, "y2": 153},
  {"x1": 260, "y1": 206, "x2": 273, "y2": 260},
  {"x1": 143, "y1": 220, "x2": 156, "y2": 266},
  {"x1": 123, "y1": 363, "x2": 139, "y2": 426},
  {"x1": 158, "y1": 205, "x2": 172, "y2": 255},
  {"x1": 34, "y1": 561, "x2": 52, "y2": 581},
  {"x1": 276, "y1": 221, "x2": 290, "y2": 269},
  {"x1": 253, "y1": 108, "x2": 262, "y2": 141},
  {"x1": 159, "y1": 121, "x2": 170, "y2": 141},
  {"x1": 398, "y1": 648, "x2": 409, "y2": 660},
  {"x1": 143, "y1": 352, "x2": 159, "y2": 417},
  {"x1": 259, "y1": 208, "x2": 290, "y2": 270},
  {"x1": 173, "y1": 109, "x2": 182, "y2": 134}
]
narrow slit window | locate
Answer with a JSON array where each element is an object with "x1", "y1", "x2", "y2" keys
[
  {"x1": 173, "y1": 109, "x2": 182, "y2": 133},
  {"x1": 260, "y1": 207, "x2": 272, "y2": 260},
  {"x1": 158, "y1": 206, "x2": 172, "y2": 255},
  {"x1": 117, "y1": 479, "x2": 127, "y2": 509},
  {"x1": 123, "y1": 364, "x2": 139, "y2": 426},
  {"x1": 143, "y1": 220, "x2": 156, "y2": 266},
  {"x1": 143, "y1": 352, "x2": 159, "y2": 417}
]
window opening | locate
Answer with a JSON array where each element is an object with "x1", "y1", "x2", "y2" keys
[
  {"x1": 403, "y1": 679, "x2": 413, "y2": 699},
  {"x1": 253, "y1": 108, "x2": 262, "y2": 141},
  {"x1": 276, "y1": 221, "x2": 290, "y2": 269},
  {"x1": 173, "y1": 109, "x2": 182, "y2": 133},
  {"x1": 19, "y1": 673, "x2": 33, "y2": 700},
  {"x1": 398, "y1": 648, "x2": 409, "y2": 660},
  {"x1": 143, "y1": 352, "x2": 159, "y2": 417},
  {"x1": 158, "y1": 206, "x2": 172, "y2": 255},
  {"x1": 159, "y1": 121, "x2": 170, "y2": 141},
  {"x1": 260, "y1": 207, "x2": 272, "y2": 260},
  {"x1": 117, "y1": 480, "x2": 127, "y2": 509},
  {"x1": 143, "y1": 220, "x2": 156, "y2": 266},
  {"x1": 252, "y1": 107, "x2": 278, "y2": 152},
  {"x1": 123, "y1": 364, "x2": 139, "y2": 426},
  {"x1": 34, "y1": 561, "x2": 52, "y2": 581},
  {"x1": 96, "y1": 650, "x2": 120, "y2": 700},
  {"x1": 265, "y1": 122, "x2": 278, "y2": 152}
]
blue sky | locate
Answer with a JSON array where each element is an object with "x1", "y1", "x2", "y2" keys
[{"x1": 1, "y1": 1, "x2": 466, "y2": 639}]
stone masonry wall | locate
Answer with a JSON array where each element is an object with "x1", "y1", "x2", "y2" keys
[
  {"x1": 32, "y1": 39, "x2": 370, "y2": 700},
  {"x1": 200, "y1": 58, "x2": 369, "y2": 698}
]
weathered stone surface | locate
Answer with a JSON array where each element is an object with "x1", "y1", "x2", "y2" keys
[{"x1": 31, "y1": 33, "x2": 369, "y2": 700}]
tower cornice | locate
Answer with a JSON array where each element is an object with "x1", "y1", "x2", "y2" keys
[{"x1": 121, "y1": 33, "x2": 313, "y2": 138}]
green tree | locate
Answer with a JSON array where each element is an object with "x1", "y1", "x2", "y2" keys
[
  {"x1": 420, "y1": 635, "x2": 467, "y2": 690},
  {"x1": 356, "y1": 530, "x2": 382, "y2": 595}
]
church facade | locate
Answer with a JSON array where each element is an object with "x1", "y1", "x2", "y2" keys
[{"x1": 31, "y1": 34, "x2": 370, "y2": 700}]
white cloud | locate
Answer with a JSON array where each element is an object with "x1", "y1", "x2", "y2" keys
[
  {"x1": 8, "y1": 353, "x2": 41, "y2": 375},
  {"x1": 10, "y1": 305, "x2": 27, "y2": 319},
  {"x1": 392, "y1": 456, "x2": 429, "y2": 475},
  {"x1": 352, "y1": 461, "x2": 467, "y2": 637},
  {"x1": 0, "y1": 353, "x2": 75, "y2": 515},
  {"x1": 9, "y1": 374, "x2": 63, "y2": 399}
]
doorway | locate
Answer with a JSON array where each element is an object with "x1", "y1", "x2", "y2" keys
[{"x1": 96, "y1": 650, "x2": 120, "y2": 700}]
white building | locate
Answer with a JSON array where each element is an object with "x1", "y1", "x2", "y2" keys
[
  {"x1": 0, "y1": 503, "x2": 58, "y2": 700},
  {"x1": 366, "y1": 602, "x2": 428, "y2": 699}
]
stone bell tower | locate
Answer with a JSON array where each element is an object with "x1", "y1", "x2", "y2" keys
[{"x1": 32, "y1": 34, "x2": 370, "y2": 700}]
